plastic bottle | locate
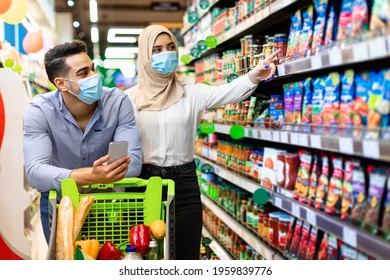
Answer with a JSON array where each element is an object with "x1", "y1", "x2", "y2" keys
[
  {"x1": 122, "y1": 245, "x2": 143, "y2": 260},
  {"x1": 147, "y1": 240, "x2": 159, "y2": 260}
]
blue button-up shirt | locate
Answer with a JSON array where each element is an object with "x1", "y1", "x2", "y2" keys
[{"x1": 23, "y1": 87, "x2": 142, "y2": 193}]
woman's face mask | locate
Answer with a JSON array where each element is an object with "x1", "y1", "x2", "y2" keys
[
  {"x1": 62, "y1": 74, "x2": 103, "y2": 104},
  {"x1": 151, "y1": 51, "x2": 178, "y2": 74}
]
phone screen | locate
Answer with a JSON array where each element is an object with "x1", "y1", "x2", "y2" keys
[{"x1": 107, "y1": 141, "x2": 129, "y2": 164}]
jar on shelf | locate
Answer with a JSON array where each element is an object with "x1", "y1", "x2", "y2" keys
[
  {"x1": 268, "y1": 212, "x2": 279, "y2": 246},
  {"x1": 278, "y1": 214, "x2": 290, "y2": 252},
  {"x1": 273, "y1": 33, "x2": 288, "y2": 63},
  {"x1": 262, "y1": 214, "x2": 270, "y2": 240},
  {"x1": 262, "y1": 43, "x2": 273, "y2": 59}
]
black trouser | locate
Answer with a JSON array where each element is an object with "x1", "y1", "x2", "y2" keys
[{"x1": 140, "y1": 160, "x2": 202, "y2": 260}]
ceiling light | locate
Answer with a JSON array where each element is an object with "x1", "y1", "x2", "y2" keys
[
  {"x1": 109, "y1": 28, "x2": 144, "y2": 35},
  {"x1": 105, "y1": 47, "x2": 138, "y2": 59},
  {"x1": 107, "y1": 29, "x2": 138, "y2": 43},
  {"x1": 73, "y1": 21, "x2": 80, "y2": 28},
  {"x1": 89, "y1": 0, "x2": 98, "y2": 23},
  {"x1": 67, "y1": 0, "x2": 74, "y2": 7},
  {"x1": 91, "y1": 26, "x2": 99, "y2": 43}
]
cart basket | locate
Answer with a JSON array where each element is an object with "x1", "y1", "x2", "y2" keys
[{"x1": 47, "y1": 176, "x2": 175, "y2": 260}]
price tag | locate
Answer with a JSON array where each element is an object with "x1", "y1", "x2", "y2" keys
[
  {"x1": 254, "y1": 129, "x2": 261, "y2": 139},
  {"x1": 352, "y1": 42, "x2": 369, "y2": 62},
  {"x1": 311, "y1": 55, "x2": 322, "y2": 69},
  {"x1": 369, "y1": 37, "x2": 387, "y2": 59},
  {"x1": 362, "y1": 140, "x2": 380, "y2": 159},
  {"x1": 290, "y1": 133, "x2": 299, "y2": 145},
  {"x1": 273, "y1": 131, "x2": 281, "y2": 142},
  {"x1": 306, "y1": 209, "x2": 317, "y2": 226},
  {"x1": 387, "y1": 35, "x2": 390, "y2": 53},
  {"x1": 277, "y1": 64, "x2": 286, "y2": 76},
  {"x1": 280, "y1": 131, "x2": 289, "y2": 143},
  {"x1": 292, "y1": 203, "x2": 300, "y2": 218},
  {"x1": 261, "y1": 130, "x2": 273, "y2": 141},
  {"x1": 329, "y1": 48, "x2": 342, "y2": 65},
  {"x1": 244, "y1": 128, "x2": 250, "y2": 138},
  {"x1": 274, "y1": 196, "x2": 282, "y2": 208},
  {"x1": 343, "y1": 227, "x2": 357, "y2": 247},
  {"x1": 338, "y1": 137, "x2": 354, "y2": 155},
  {"x1": 310, "y1": 134, "x2": 322, "y2": 149},
  {"x1": 299, "y1": 133, "x2": 309, "y2": 146}
]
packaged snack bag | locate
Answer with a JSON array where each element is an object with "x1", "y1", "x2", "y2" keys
[
  {"x1": 366, "y1": 70, "x2": 389, "y2": 139},
  {"x1": 299, "y1": 5, "x2": 314, "y2": 57},
  {"x1": 339, "y1": 69, "x2": 355, "y2": 134},
  {"x1": 305, "y1": 227, "x2": 319, "y2": 260},
  {"x1": 293, "y1": 81, "x2": 304, "y2": 124},
  {"x1": 307, "y1": 154, "x2": 320, "y2": 206},
  {"x1": 362, "y1": 166, "x2": 387, "y2": 234},
  {"x1": 351, "y1": 0, "x2": 369, "y2": 37},
  {"x1": 291, "y1": 10, "x2": 302, "y2": 57},
  {"x1": 302, "y1": 77, "x2": 313, "y2": 128},
  {"x1": 337, "y1": 0, "x2": 354, "y2": 41},
  {"x1": 312, "y1": 77, "x2": 326, "y2": 132},
  {"x1": 289, "y1": 219, "x2": 304, "y2": 259},
  {"x1": 369, "y1": 0, "x2": 389, "y2": 31},
  {"x1": 350, "y1": 165, "x2": 368, "y2": 226},
  {"x1": 327, "y1": 234, "x2": 339, "y2": 260},
  {"x1": 338, "y1": 240, "x2": 357, "y2": 260},
  {"x1": 324, "y1": 4, "x2": 336, "y2": 45},
  {"x1": 314, "y1": 154, "x2": 330, "y2": 210},
  {"x1": 323, "y1": 72, "x2": 341, "y2": 131},
  {"x1": 297, "y1": 222, "x2": 311, "y2": 259},
  {"x1": 270, "y1": 94, "x2": 285, "y2": 128},
  {"x1": 283, "y1": 83, "x2": 295, "y2": 124},
  {"x1": 317, "y1": 233, "x2": 329, "y2": 259},
  {"x1": 340, "y1": 160, "x2": 358, "y2": 220},
  {"x1": 352, "y1": 71, "x2": 371, "y2": 138},
  {"x1": 285, "y1": 216, "x2": 297, "y2": 254},
  {"x1": 325, "y1": 156, "x2": 344, "y2": 216},
  {"x1": 381, "y1": 177, "x2": 390, "y2": 240},
  {"x1": 295, "y1": 150, "x2": 312, "y2": 200},
  {"x1": 312, "y1": 0, "x2": 328, "y2": 54}
]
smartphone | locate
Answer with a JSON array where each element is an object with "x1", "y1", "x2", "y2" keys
[{"x1": 107, "y1": 141, "x2": 129, "y2": 164}]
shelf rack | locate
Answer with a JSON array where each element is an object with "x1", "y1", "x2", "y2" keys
[
  {"x1": 195, "y1": 154, "x2": 390, "y2": 260},
  {"x1": 201, "y1": 226, "x2": 234, "y2": 260},
  {"x1": 212, "y1": 124, "x2": 390, "y2": 163}
]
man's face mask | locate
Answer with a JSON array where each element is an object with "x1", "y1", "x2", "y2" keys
[
  {"x1": 62, "y1": 74, "x2": 103, "y2": 105},
  {"x1": 151, "y1": 51, "x2": 178, "y2": 74}
]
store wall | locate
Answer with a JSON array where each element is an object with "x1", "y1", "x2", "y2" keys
[{"x1": 55, "y1": 12, "x2": 73, "y2": 44}]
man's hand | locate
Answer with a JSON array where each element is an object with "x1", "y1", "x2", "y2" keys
[{"x1": 70, "y1": 155, "x2": 131, "y2": 186}]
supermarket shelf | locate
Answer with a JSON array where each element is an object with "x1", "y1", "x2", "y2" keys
[
  {"x1": 202, "y1": 226, "x2": 234, "y2": 260},
  {"x1": 197, "y1": 153, "x2": 390, "y2": 260},
  {"x1": 186, "y1": 0, "x2": 301, "y2": 65},
  {"x1": 201, "y1": 193, "x2": 275, "y2": 260},
  {"x1": 195, "y1": 155, "x2": 260, "y2": 194},
  {"x1": 272, "y1": 193, "x2": 390, "y2": 260},
  {"x1": 277, "y1": 34, "x2": 390, "y2": 77},
  {"x1": 213, "y1": 124, "x2": 390, "y2": 162}
]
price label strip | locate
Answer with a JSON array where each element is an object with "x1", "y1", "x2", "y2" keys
[
  {"x1": 368, "y1": 37, "x2": 387, "y2": 59},
  {"x1": 362, "y1": 140, "x2": 380, "y2": 159},
  {"x1": 329, "y1": 48, "x2": 342, "y2": 66},
  {"x1": 338, "y1": 137, "x2": 354, "y2": 155},
  {"x1": 310, "y1": 134, "x2": 322, "y2": 149}
]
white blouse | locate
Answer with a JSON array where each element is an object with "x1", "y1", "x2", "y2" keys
[{"x1": 126, "y1": 73, "x2": 258, "y2": 167}]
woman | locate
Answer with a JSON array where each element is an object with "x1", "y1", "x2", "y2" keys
[{"x1": 127, "y1": 25, "x2": 278, "y2": 259}]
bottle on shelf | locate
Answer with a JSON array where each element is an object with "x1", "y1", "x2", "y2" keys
[
  {"x1": 122, "y1": 245, "x2": 143, "y2": 260},
  {"x1": 147, "y1": 240, "x2": 159, "y2": 260}
]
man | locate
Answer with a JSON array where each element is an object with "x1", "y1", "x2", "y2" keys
[{"x1": 23, "y1": 41, "x2": 142, "y2": 243}]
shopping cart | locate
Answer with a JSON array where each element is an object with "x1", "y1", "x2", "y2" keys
[{"x1": 47, "y1": 176, "x2": 175, "y2": 260}]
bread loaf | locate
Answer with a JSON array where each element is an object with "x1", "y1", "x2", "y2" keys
[
  {"x1": 73, "y1": 196, "x2": 94, "y2": 243},
  {"x1": 56, "y1": 196, "x2": 74, "y2": 260}
]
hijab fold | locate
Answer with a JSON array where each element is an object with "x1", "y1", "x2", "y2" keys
[{"x1": 132, "y1": 25, "x2": 184, "y2": 111}]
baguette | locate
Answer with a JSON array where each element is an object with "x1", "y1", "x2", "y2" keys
[
  {"x1": 56, "y1": 196, "x2": 74, "y2": 260},
  {"x1": 73, "y1": 196, "x2": 94, "y2": 243}
]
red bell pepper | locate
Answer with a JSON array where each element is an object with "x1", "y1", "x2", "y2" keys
[
  {"x1": 96, "y1": 241, "x2": 124, "y2": 260},
  {"x1": 129, "y1": 224, "x2": 151, "y2": 255}
]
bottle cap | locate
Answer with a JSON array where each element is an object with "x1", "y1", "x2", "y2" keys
[
  {"x1": 149, "y1": 240, "x2": 158, "y2": 247},
  {"x1": 125, "y1": 245, "x2": 137, "y2": 253}
]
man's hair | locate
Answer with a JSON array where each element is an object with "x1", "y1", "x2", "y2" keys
[{"x1": 44, "y1": 40, "x2": 87, "y2": 84}]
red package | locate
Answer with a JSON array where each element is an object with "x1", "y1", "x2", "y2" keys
[
  {"x1": 317, "y1": 233, "x2": 328, "y2": 260},
  {"x1": 289, "y1": 219, "x2": 303, "y2": 259},
  {"x1": 305, "y1": 227, "x2": 319, "y2": 260},
  {"x1": 285, "y1": 153, "x2": 300, "y2": 191},
  {"x1": 297, "y1": 222, "x2": 311, "y2": 259},
  {"x1": 314, "y1": 154, "x2": 330, "y2": 210},
  {"x1": 325, "y1": 156, "x2": 344, "y2": 215}
]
